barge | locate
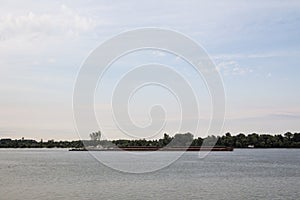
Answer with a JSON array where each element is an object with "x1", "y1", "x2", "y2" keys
[{"x1": 69, "y1": 146, "x2": 234, "y2": 151}]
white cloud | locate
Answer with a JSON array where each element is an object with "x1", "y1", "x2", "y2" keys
[
  {"x1": 212, "y1": 51, "x2": 300, "y2": 60},
  {"x1": 152, "y1": 50, "x2": 166, "y2": 57},
  {"x1": 216, "y1": 60, "x2": 253, "y2": 76},
  {"x1": 0, "y1": 4, "x2": 101, "y2": 41}
]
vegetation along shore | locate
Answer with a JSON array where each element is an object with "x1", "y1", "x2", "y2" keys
[{"x1": 0, "y1": 132, "x2": 299, "y2": 149}]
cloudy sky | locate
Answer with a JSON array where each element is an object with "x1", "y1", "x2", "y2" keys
[{"x1": 0, "y1": 0, "x2": 300, "y2": 140}]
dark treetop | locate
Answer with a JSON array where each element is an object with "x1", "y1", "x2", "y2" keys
[{"x1": 1, "y1": 132, "x2": 299, "y2": 148}]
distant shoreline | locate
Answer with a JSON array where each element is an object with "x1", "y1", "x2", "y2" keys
[
  {"x1": 0, "y1": 147, "x2": 300, "y2": 150},
  {"x1": 1, "y1": 132, "x2": 299, "y2": 149}
]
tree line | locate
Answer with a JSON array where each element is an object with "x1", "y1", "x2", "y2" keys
[{"x1": 0, "y1": 132, "x2": 299, "y2": 148}]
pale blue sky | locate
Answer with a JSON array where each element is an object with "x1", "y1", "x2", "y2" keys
[{"x1": 0, "y1": 0, "x2": 300, "y2": 140}]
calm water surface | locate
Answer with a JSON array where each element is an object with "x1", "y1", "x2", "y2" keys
[{"x1": 0, "y1": 149, "x2": 299, "y2": 200}]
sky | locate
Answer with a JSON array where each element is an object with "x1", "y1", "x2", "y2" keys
[{"x1": 0, "y1": 0, "x2": 300, "y2": 140}]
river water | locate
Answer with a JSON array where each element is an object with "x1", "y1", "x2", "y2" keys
[{"x1": 0, "y1": 149, "x2": 299, "y2": 200}]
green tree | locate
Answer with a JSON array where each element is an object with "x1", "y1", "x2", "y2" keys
[
  {"x1": 247, "y1": 133, "x2": 259, "y2": 146},
  {"x1": 284, "y1": 132, "x2": 293, "y2": 140},
  {"x1": 172, "y1": 132, "x2": 194, "y2": 146},
  {"x1": 235, "y1": 133, "x2": 247, "y2": 147},
  {"x1": 293, "y1": 133, "x2": 300, "y2": 142},
  {"x1": 90, "y1": 131, "x2": 101, "y2": 141}
]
